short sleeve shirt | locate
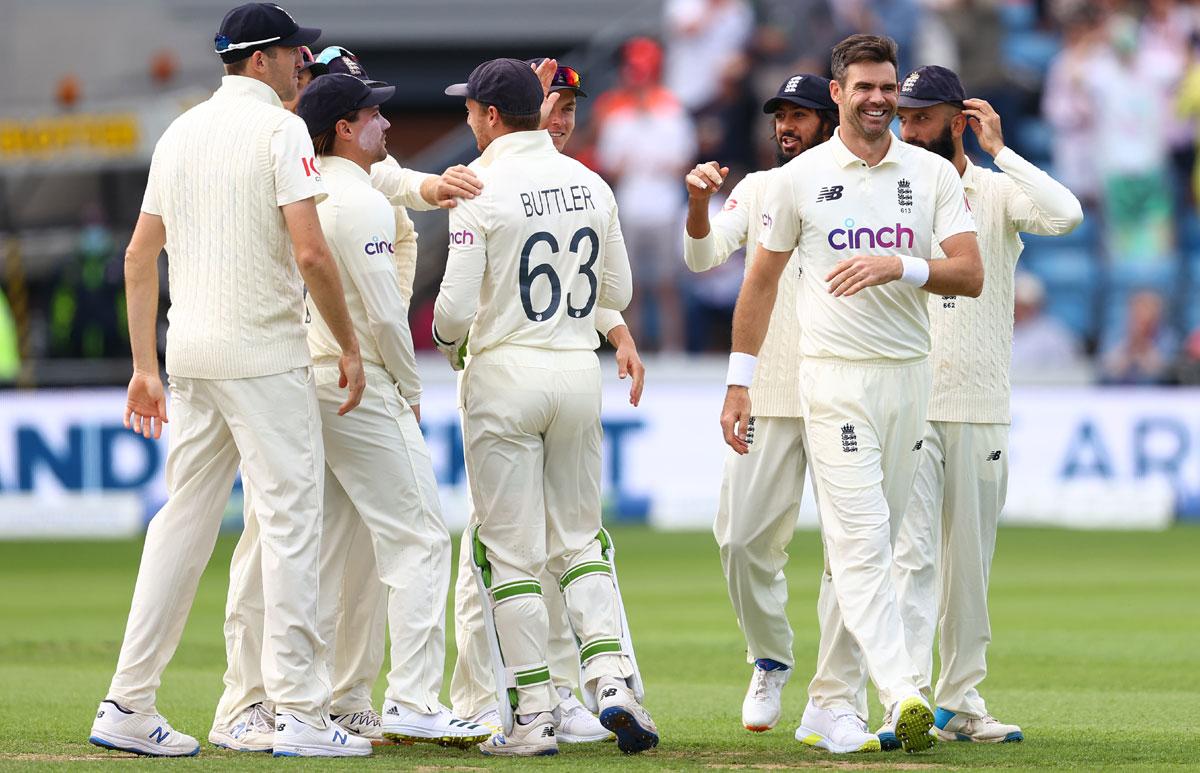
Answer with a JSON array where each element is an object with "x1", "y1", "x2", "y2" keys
[
  {"x1": 760, "y1": 129, "x2": 975, "y2": 361},
  {"x1": 270, "y1": 114, "x2": 326, "y2": 207}
]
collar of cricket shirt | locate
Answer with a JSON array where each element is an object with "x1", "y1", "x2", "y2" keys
[
  {"x1": 478, "y1": 129, "x2": 556, "y2": 166},
  {"x1": 828, "y1": 125, "x2": 902, "y2": 169},
  {"x1": 218, "y1": 75, "x2": 285, "y2": 109},
  {"x1": 961, "y1": 156, "x2": 983, "y2": 193},
  {"x1": 316, "y1": 154, "x2": 371, "y2": 184}
]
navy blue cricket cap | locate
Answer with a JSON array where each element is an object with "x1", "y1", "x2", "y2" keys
[
  {"x1": 762, "y1": 73, "x2": 836, "y2": 113},
  {"x1": 898, "y1": 65, "x2": 966, "y2": 108},
  {"x1": 305, "y1": 45, "x2": 387, "y2": 87},
  {"x1": 445, "y1": 58, "x2": 543, "y2": 116},
  {"x1": 296, "y1": 73, "x2": 395, "y2": 138},
  {"x1": 215, "y1": 3, "x2": 320, "y2": 64}
]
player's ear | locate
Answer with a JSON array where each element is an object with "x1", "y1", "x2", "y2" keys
[
  {"x1": 829, "y1": 79, "x2": 842, "y2": 105},
  {"x1": 487, "y1": 105, "x2": 501, "y2": 127},
  {"x1": 335, "y1": 117, "x2": 354, "y2": 142},
  {"x1": 951, "y1": 111, "x2": 968, "y2": 138}
]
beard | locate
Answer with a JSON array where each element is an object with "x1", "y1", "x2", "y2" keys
[
  {"x1": 908, "y1": 123, "x2": 956, "y2": 162},
  {"x1": 774, "y1": 132, "x2": 798, "y2": 166}
]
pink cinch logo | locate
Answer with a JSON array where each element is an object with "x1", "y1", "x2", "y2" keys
[
  {"x1": 450, "y1": 229, "x2": 475, "y2": 246},
  {"x1": 827, "y1": 218, "x2": 914, "y2": 250}
]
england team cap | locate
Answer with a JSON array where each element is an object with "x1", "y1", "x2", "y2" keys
[
  {"x1": 214, "y1": 3, "x2": 320, "y2": 64},
  {"x1": 525, "y1": 58, "x2": 589, "y2": 98},
  {"x1": 897, "y1": 65, "x2": 966, "y2": 108},
  {"x1": 306, "y1": 45, "x2": 387, "y2": 87},
  {"x1": 762, "y1": 73, "x2": 836, "y2": 114},
  {"x1": 445, "y1": 58, "x2": 544, "y2": 116},
  {"x1": 296, "y1": 73, "x2": 395, "y2": 138}
]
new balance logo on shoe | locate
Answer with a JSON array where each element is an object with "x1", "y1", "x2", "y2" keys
[
  {"x1": 149, "y1": 727, "x2": 170, "y2": 744},
  {"x1": 276, "y1": 722, "x2": 286, "y2": 732},
  {"x1": 816, "y1": 185, "x2": 844, "y2": 202},
  {"x1": 601, "y1": 688, "x2": 618, "y2": 700},
  {"x1": 987, "y1": 450, "x2": 1002, "y2": 461},
  {"x1": 96, "y1": 710, "x2": 104, "y2": 719},
  {"x1": 332, "y1": 730, "x2": 348, "y2": 746},
  {"x1": 841, "y1": 423, "x2": 858, "y2": 453},
  {"x1": 540, "y1": 726, "x2": 556, "y2": 738}
]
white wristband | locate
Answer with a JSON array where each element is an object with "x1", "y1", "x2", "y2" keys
[
  {"x1": 726, "y1": 352, "x2": 757, "y2": 387},
  {"x1": 898, "y1": 255, "x2": 930, "y2": 287}
]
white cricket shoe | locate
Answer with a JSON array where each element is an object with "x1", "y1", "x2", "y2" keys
[
  {"x1": 380, "y1": 700, "x2": 491, "y2": 748},
  {"x1": 933, "y1": 708, "x2": 1023, "y2": 743},
  {"x1": 89, "y1": 700, "x2": 200, "y2": 757},
  {"x1": 271, "y1": 713, "x2": 372, "y2": 757},
  {"x1": 742, "y1": 664, "x2": 791, "y2": 731},
  {"x1": 332, "y1": 708, "x2": 384, "y2": 743},
  {"x1": 596, "y1": 677, "x2": 659, "y2": 754},
  {"x1": 478, "y1": 712, "x2": 558, "y2": 757},
  {"x1": 874, "y1": 702, "x2": 900, "y2": 751},
  {"x1": 891, "y1": 695, "x2": 936, "y2": 753},
  {"x1": 794, "y1": 700, "x2": 880, "y2": 754},
  {"x1": 468, "y1": 705, "x2": 504, "y2": 740},
  {"x1": 208, "y1": 702, "x2": 274, "y2": 752},
  {"x1": 557, "y1": 689, "x2": 611, "y2": 743}
]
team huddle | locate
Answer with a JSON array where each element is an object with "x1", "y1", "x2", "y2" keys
[{"x1": 88, "y1": 0, "x2": 1083, "y2": 761}]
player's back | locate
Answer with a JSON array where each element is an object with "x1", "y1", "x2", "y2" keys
[{"x1": 444, "y1": 130, "x2": 632, "y2": 356}]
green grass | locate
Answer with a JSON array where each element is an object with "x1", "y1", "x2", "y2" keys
[{"x1": 1, "y1": 527, "x2": 1198, "y2": 770}]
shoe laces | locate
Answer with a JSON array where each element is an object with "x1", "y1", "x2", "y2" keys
[
  {"x1": 246, "y1": 703, "x2": 274, "y2": 734},
  {"x1": 749, "y1": 668, "x2": 778, "y2": 700},
  {"x1": 349, "y1": 709, "x2": 381, "y2": 728},
  {"x1": 833, "y1": 710, "x2": 868, "y2": 735}
]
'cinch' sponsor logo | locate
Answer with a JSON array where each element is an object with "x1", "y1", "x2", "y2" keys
[
  {"x1": 827, "y1": 218, "x2": 914, "y2": 251},
  {"x1": 364, "y1": 238, "x2": 393, "y2": 255},
  {"x1": 450, "y1": 229, "x2": 475, "y2": 246}
]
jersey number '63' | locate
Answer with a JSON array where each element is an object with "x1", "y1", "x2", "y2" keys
[{"x1": 519, "y1": 227, "x2": 599, "y2": 322}]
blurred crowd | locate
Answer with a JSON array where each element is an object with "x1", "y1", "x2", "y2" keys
[{"x1": 6, "y1": 0, "x2": 1200, "y2": 385}]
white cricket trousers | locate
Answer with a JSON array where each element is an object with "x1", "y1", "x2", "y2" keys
[
  {"x1": 711, "y1": 415, "x2": 867, "y2": 717},
  {"x1": 213, "y1": 484, "x2": 385, "y2": 729},
  {"x1": 314, "y1": 363, "x2": 451, "y2": 714},
  {"x1": 799, "y1": 357, "x2": 930, "y2": 711},
  {"x1": 107, "y1": 368, "x2": 331, "y2": 726},
  {"x1": 894, "y1": 421, "x2": 1009, "y2": 718},
  {"x1": 451, "y1": 529, "x2": 580, "y2": 719},
  {"x1": 460, "y1": 346, "x2": 633, "y2": 715}
]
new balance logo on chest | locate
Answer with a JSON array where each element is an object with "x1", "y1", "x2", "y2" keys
[{"x1": 816, "y1": 185, "x2": 843, "y2": 202}]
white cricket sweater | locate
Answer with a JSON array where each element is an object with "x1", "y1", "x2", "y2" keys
[
  {"x1": 142, "y1": 76, "x2": 324, "y2": 379},
  {"x1": 684, "y1": 169, "x2": 803, "y2": 417},
  {"x1": 927, "y1": 147, "x2": 1083, "y2": 424}
]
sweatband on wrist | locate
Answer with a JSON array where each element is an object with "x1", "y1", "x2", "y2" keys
[
  {"x1": 898, "y1": 255, "x2": 930, "y2": 287},
  {"x1": 726, "y1": 352, "x2": 757, "y2": 387}
]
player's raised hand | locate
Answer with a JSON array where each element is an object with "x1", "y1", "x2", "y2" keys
[
  {"x1": 962, "y1": 98, "x2": 1005, "y2": 157},
  {"x1": 720, "y1": 386, "x2": 752, "y2": 455},
  {"x1": 826, "y1": 255, "x2": 903, "y2": 297},
  {"x1": 532, "y1": 57, "x2": 562, "y2": 130},
  {"x1": 337, "y1": 349, "x2": 366, "y2": 415},
  {"x1": 125, "y1": 370, "x2": 168, "y2": 440},
  {"x1": 686, "y1": 161, "x2": 729, "y2": 199},
  {"x1": 432, "y1": 165, "x2": 483, "y2": 209}
]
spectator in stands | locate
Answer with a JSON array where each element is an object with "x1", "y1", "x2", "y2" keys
[
  {"x1": 1010, "y1": 272, "x2": 1084, "y2": 373},
  {"x1": 1087, "y1": 14, "x2": 1176, "y2": 264},
  {"x1": 1173, "y1": 327, "x2": 1200, "y2": 385},
  {"x1": 663, "y1": 0, "x2": 755, "y2": 115},
  {"x1": 596, "y1": 38, "x2": 697, "y2": 351},
  {"x1": 1042, "y1": 3, "x2": 1107, "y2": 207},
  {"x1": 49, "y1": 207, "x2": 126, "y2": 359},
  {"x1": 1101, "y1": 289, "x2": 1179, "y2": 384}
]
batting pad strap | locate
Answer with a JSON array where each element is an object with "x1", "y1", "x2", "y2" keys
[
  {"x1": 559, "y1": 560, "x2": 612, "y2": 591},
  {"x1": 490, "y1": 577, "x2": 542, "y2": 604},
  {"x1": 505, "y1": 662, "x2": 552, "y2": 688},
  {"x1": 579, "y1": 637, "x2": 623, "y2": 664}
]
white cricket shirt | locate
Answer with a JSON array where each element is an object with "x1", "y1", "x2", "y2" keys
[
  {"x1": 927, "y1": 147, "x2": 1083, "y2": 424},
  {"x1": 684, "y1": 169, "x2": 804, "y2": 417},
  {"x1": 760, "y1": 128, "x2": 975, "y2": 362},
  {"x1": 141, "y1": 75, "x2": 324, "y2": 380},
  {"x1": 308, "y1": 155, "x2": 421, "y2": 405},
  {"x1": 433, "y1": 130, "x2": 632, "y2": 355}
]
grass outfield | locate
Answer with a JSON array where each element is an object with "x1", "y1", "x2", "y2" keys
[{"x1": 0, "y1": 527, "x2": 1197, "y2": 771}]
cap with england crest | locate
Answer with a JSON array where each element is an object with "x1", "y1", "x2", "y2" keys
[
  {"x1": 214, "y1": 3, "x2": 321, "y2": 64},
  {"x1": 762, "y1": 73, "x2": 837, "y2": 114}
]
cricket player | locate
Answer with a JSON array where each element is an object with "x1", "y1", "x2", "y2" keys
[
  {"x1": 448, "y1": 59, "x2": 642, "y2": 746},
  {"x1": 435, "y1": 58, "x2": 653, "y2": 756},
  {"x1": 721, "y1": 34, "x2": 983, "y2": 754},
  {"x1": 684, "y1": 74, "x2": 854, "y2": 735},
  {"x1": 210, "y1": 46, "x2": 484, "y2": 751},
  {"x1": 89, "y1": 2, "x2": 371, "y2": 758},
  {"x1": 892, "y1": 65, "x2": 1082, "y2": 744}
]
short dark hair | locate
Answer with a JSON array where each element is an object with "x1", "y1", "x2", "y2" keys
[
  {"x1": 223, "y1": 45, "x2": 281, "y2": 76},
  {"x1": 312, "y1": 109, "x2": 362, "y2": 155},
  {"x1": 496, "y1": 109, "x2": 540, "y2": 132},
  {"x1": 830, "y1": 34, "x2": 899, "y2": 84}
]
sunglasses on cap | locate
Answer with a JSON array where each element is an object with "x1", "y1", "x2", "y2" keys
[{"x1": 553, "y1": 65, "x2": 587, "y2": 97}]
